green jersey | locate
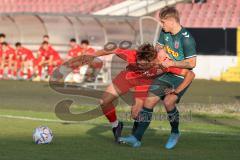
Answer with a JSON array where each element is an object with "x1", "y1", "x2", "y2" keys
[{"x1": 157, "y1": 27, "x2": 197, "y2": 61}]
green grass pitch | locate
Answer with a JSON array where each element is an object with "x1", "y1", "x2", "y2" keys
[{"x1": 0, "y1": 80, "x2": 239, "y2": 160}]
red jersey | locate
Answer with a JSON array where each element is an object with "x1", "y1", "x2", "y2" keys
[
  {"x1": 67, "y1": 45, "x2": 82, "y2": 58},
  {"x1": 39, "y1": 47, "x2": 59, "y2": 60},
  {"x1": 2, "y1": 46, "x2": 16, "y2": 60},
  {"x1": 81, "y1": 47, "x2": 95, "y2": 56},
  {"x1": 16, "y1": 47, "x2": 34, "y2": 61}
]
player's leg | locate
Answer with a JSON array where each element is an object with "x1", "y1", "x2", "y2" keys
[
  {"x1": 0, "y1": 57, "x2": 4, "y2": 79},
  {"x1": 27, "y1": 60, "x2": 33, "y2": 79},
  {"x1": 119, "y1": 79, "x2": 160, "y2": 147},
  {"x1": 162, "y1": 94, "x2": 180, "y2": 149},
  {"x1": 119, "y1": 92, "x2": 159, "y2": 147},
  {"x1": 12, "y1": 60, "x2": 19, "y2": 79},
  {"x1": 161, "y1": 73, "x2": 191, "y2": 149},
  {"x1": 100, "y1": 84, "x2": 125, "y2": 142},
  {"x1": 91, "y1": 57, "x2": 103, "y2": 81},
  {"x1": 100, "y1": 71, "x2": 134, "y2": 142}
]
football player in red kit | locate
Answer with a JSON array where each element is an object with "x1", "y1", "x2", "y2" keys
[
  {"x1": 35, "y1": 41, "x2": 62, "y2": 80},
  {"x1": 81, "y1": 40, "x2": 103, "y2": 82},
  {"x1": 66, "y1": 38, "x2": 82, "y2": 60},
  {"x1": 0, "y1": 42, "x2": 16, "y2": 79},
  {"x1": 15, "y1": 42, "x2": 34, "y2": 79}
]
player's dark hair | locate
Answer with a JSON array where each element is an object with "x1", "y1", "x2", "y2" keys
[
  {"x1": 81, "y1": 39, "x2": 89, "y2": 45},
  {"x1": 42, "y1": 41, "x2": 49, "y2": 45},
  {"x1": 70, "y1": 38, "x2": 76, "y2": 42},
  {"x1": 1, "y1": 42, "x2": 8, "y2": 46},
  {"x1": 0, "y1": 33, "x2": 6, "y2": 38},
  {"x1": 136, "y1": 43, "x2": 157, "y2": 62},
  {"x1": 43, "y1": 35, "x2": 49, "y2": 38},
  {"x1": 15, "y1": 42, "x2": 22, "y2": 47},
  {"x1": 159, "y1": 6, "x2": 180, "y2": 23}
]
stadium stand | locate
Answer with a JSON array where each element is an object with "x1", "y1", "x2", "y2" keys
[
  {"x1": 0, "y1": 0, "x2": 124, "y2": 14},
  {"x1": 175, "y1": 0, "x2": 240, "y2": 28},
  {"x1": 94, "y1": 0, "x2": 185, "y2": 16}
]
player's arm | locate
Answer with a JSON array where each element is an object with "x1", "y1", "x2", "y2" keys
[
  {"x1": 171, "y1": 57, "x2": 196, "y2": 69},
  {"x1": 176, "y1": 69, "x2": 195, "y2": 94},
  {"x1": 95, "y1": 49, "x2": 115, "y2": 57}
]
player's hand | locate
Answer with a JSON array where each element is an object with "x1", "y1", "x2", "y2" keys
[
  {"x1": 161, "y1": 58, "x2": 175, "y2": 68},
  {"x1": 164, "y1": 88, "x2": 175, "y2": 95}
]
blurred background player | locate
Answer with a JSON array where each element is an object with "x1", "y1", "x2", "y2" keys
[
  {"x1": 34, "y1": 41, "x2": 62, "y2": 81},
  {"x1": 81, "y1": 39, "x2": 103, "y2": 82},
  {"x1": 65, "y1": 38, "x2": 83, "y2": 83},
  {"x1": 15, "y1": 42, "x2": 34, "y2": 80},
  {"x1": 0, "y1": 42, "x2": 16, "y2": 79},
  {"x1": 66, "y1": 38, "x2": 82, "y2": 60}
]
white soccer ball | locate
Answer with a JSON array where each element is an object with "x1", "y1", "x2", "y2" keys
[{"x1": 33, "y1": 126, "x2": 53, "y2": 144}]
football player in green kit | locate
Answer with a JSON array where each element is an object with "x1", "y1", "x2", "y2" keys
[{"x1": 119, "y1": 6, "x2": 197, "y2": 149}]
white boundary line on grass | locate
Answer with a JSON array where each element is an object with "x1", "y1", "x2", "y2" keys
[{"x1": 0, "y1": 114, "x2": 239, "y2": 136}]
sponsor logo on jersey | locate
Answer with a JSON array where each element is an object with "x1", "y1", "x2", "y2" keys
[{"x1": 164, "y1": 45, "x2": 179, "y2": 58}]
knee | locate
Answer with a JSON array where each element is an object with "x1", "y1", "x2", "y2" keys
[
  {"x1": 144, "y1": 96, "x2": 159, "y2": 108},
  {"x1": 163, "y1": 95, "x2": 177, "y2": 109}
]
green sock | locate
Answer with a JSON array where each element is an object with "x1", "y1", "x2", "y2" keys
[
  {"x1": 167, "y1": 107, "x2": 179, "y2": 134},
  {"x1": 133, "y1": 107, "x2": 153, "y2": 141}
]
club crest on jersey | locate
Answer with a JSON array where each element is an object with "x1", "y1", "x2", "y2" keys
[{"x1": 174, "y1": 41, "x2": 179, "y2": 49}]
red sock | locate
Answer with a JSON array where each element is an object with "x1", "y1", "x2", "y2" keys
[
  {"x1": 48, "y1": 65, "x2": 54, "y2": 75},
  {"x1": 13, "y1": 70, "x2": 17, "y2": 77},
  {"x1": 8, "y1": 69, "x2": 12, "y2": 76},
  {"x1": 27, "y1": 69, "x2": 32, "y2": 79},
  {"x1": 20, "y1": 71, "x2": 24, "y2": 77},
  {"x1": 0, "y1": 69, "x2": 3, "y2": 75},
  {"x1": 102, "y1": 104, "x2": 117, "y2": 123},
  {"x1": 38, "y1": 66, "x2": 42, "y2": 77}
]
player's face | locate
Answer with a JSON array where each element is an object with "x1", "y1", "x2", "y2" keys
[
  {"x1": 16, "y1": 46, "x2": 21, "y2": 51},
  {"x1": 2, "y1": 45, "x2": 7, "y2": 51},
  {"x1": 0, "y1": 37, "x2": 5, "y2": 43},
  {"x1": 69, "y1": 42, "x2": 76, "y2": 48},
  {"x1": 82, "y1": 43, "x2": 88, "y2": 49},
  {"x1": 137, "y1": 60, "x2": 154, "y2": 70},
  {"x1": 42, "y1": 44, "x2": 48, "y2": 50},
  {"x1": 160, "y1": 18, "x2": 174, "y2": 32}
]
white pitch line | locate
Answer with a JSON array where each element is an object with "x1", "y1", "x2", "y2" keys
[{"x1": 0, "y1": 114, "x2": 239, "y2": 136}]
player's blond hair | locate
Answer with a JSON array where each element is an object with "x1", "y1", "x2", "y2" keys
[{"x1": 159, "y1": 6, "x2": 180, "y2": 23}]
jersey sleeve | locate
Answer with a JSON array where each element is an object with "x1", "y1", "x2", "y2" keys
[
  {"x1": 115, "y1": 48, "x2": 136, "y2": 63},
  {"x1": 157, "y1": 31, "x2": 165, "y2": 46},
  {"x1": 183, "y1": 35, "x2": 197, "y2": 59}
]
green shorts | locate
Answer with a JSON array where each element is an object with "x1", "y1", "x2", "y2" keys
[{"x1": 149, "y1": 73, "x2": 191, "y2": 103}]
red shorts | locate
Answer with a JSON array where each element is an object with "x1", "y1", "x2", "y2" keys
[{"x1": 112, "y1": 71, "x2": 153, "y2": 100}]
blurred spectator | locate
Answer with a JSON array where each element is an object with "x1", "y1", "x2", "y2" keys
[
  {"x1": 81, "y1": 40, "x2": 103, "y2": 82},
  {"x1": 0, "y1": 42, "x2": 16, "y2": 79},
  {"x1": 34, "y1": 41, "x2": 62, "y2": 81},
  {"x1": 0, "y1": 33, "x2": 6, "y2": 54},
  {"x1": 15, "y1": 42, "x2": 34, "y2": 80},
  {"x1": 66, "y1": 38, "x2": 82, "y2": 60}
]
